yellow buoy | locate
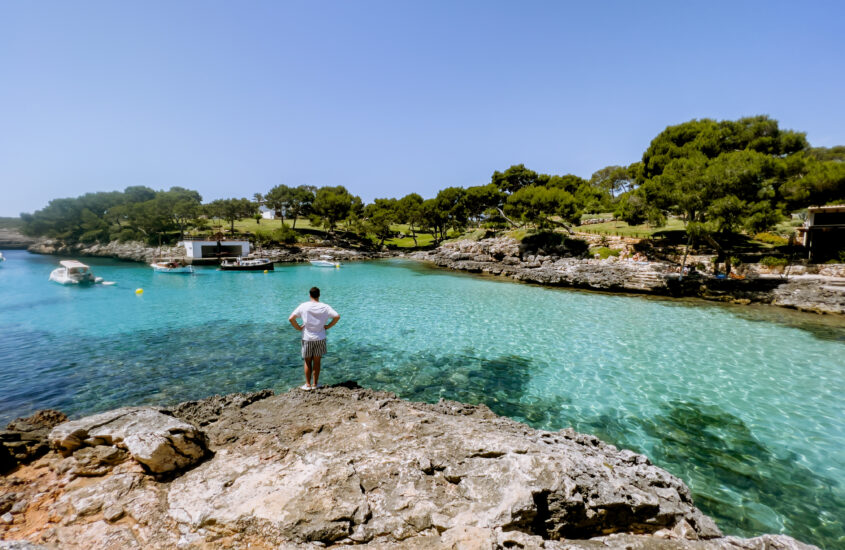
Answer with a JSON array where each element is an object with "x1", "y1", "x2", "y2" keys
[
  {"x1": 135, "y1": 288, "x2": 144, "y2": 295},
  {"x1": 335, "y1": 264, "x2": 340, "y2": 268},
  {"x1": 263, "y1": 269, "x2": 268, "y2": 273}
]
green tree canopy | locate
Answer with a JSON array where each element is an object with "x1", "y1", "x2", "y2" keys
[
  {"x1": 491, "y1": 164, "x2": 541, "y2": 194},
  {"x1": 311, "y1": 186, "x2": 360, "y2": 232},
  {"x1": 206, "y1": 198, "x2": 255, "y2": 234},
  {"x1": 504, "y1": 186, "x2": 580, "y2": 229}
]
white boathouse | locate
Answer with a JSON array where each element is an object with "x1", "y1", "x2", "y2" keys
[{"x1": 178, "y1": 239, "x2": 250, "y2": 261}]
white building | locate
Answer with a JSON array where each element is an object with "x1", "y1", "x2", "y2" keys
[
  {"x1": 178, "y1": 239, "x2": 250, "y2": 261},
  {"x1": 260, "y1": 206, "x2": 280, "y2": 220}
]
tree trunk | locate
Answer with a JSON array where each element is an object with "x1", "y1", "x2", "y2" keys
[
  {"x1": 292, "y1": 216, "x2": 297, "y2": 229},
  {"x1": 496, "y1": 207, "x2": 520, "y2": 228}
]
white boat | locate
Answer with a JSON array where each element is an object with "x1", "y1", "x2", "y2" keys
[
  {"x1": 310, "y1": 255, "x2": 340, "y2": 268},
  {"x1": 150, "y1": 258, "x2": 194, "y2": 273},
  {"x1": 0, "y1": 252, "x2": 5, "y2": 264},
  {"x1": 49, "y1": 260, "x2": 102, "y2": 285}
]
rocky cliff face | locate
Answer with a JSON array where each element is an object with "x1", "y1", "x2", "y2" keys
[
  {"x1": 412, "y1": 238, "x2": 845, "y2": 315},
  {"x1": 0, "y1": 385, "x2": 817, "y2": 549}
]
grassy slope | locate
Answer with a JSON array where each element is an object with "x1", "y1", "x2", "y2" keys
[{"x1": 575, "y1": 217, "x2": 686, "y2": 238}]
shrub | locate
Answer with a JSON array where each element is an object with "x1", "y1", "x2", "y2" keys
[
  {"x1": 754, "y1": 232, "x2": 789, "y2": 246},
  {"x1": 760, "y1": 256, "x2": 788, "y2": 267},
  {"x1": 463, "y1": 229, "x2": 491, "y2": 242},
  {"x1": 272, "y1": 224, "x2": 298, "y2": 245},
  {"x1": 589, "y1": 246, "x2": 620, "y2": 259},
  {"x1": 115, "y1": 228, "x2": 142, "y2": 242}
]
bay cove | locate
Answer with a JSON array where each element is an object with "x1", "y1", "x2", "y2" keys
[{"x1": 0, "y1": 250, "x2": 843, "y2": 546}]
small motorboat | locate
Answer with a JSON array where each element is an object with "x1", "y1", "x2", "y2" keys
[
  {"x1": 219, "y1": 257, "x2": 274, "y2": 271},
  {"x1": 151, "y1": 258, "x2": 194, "y2": 273},
  {"x1": 49, "y1": 260, "x2": 102, "y2": 285},
  {"x1": 310, "y1": 255, "x2": 341, "y2": 268},
  {"x1": 0, "y1": 251, "x2": 5, "y2": 264}
]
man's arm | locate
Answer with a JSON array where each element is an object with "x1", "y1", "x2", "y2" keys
[
  {"x1": 324, "y1": 314, "x2": 340, "y2": 330},
  {"x1": 289, "y1": 315, "x2": 303, "y2": 331}
]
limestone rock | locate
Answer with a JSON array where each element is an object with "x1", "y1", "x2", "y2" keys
[
  {"x1": 1, "y1": 409, "x2": 68, "y2": 472},
  {"x1": 3, "y1": 386, "x2": 820, "y2": 549},
  {"x1": 417, "y1": 238, "x2": 845, "y2": 314},
  {"x1": 49, "y1": 408, "x2": 207, "y2": 474}
]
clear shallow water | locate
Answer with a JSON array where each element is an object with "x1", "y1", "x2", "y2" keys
[{"x1": 1, "y1": 250, "x2": 843, "y2": 547}]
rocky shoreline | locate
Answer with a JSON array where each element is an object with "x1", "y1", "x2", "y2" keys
[
  {"x1": 0, "y1": 384, "x2": 818, "y2": 549},
  {"x1": 21, "y1": 236, "x2": 845, "y2": 315},
  {"x1": 26, "y1": 239, "x2": 388, "y2": 264},
  {"x1": 411, "y1": 237, "x2": 845, "y2": 315},
  {"x1": 0, "y1": 229, "x2": 36, "y2": 250}
]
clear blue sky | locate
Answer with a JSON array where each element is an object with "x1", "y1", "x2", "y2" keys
[{"x1": 2, "y1": 0, "x2": 844, "y2": 216}]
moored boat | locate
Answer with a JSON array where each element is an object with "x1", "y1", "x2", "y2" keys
[
  {"x1": 0, "y1": 251, "x2": 5, "y2": 264},
  {"x1": 219, "y1": 257, "x2": 274, "y2": 271},
  {"x1": 310, "y1": 255, "x2": 341, "y2": 268},
  {"x1": 49, "y1": 260, "x2": 102, "y2": 285},
  {"x1": 150, "y1": 258, "x2": 194, "y2": 273}
]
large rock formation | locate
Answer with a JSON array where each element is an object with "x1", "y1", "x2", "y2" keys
[
  {"x1": 413, "y1": 237, "x2": 845, "y2": 314},
  {"x1": 0, "y1": 386, "x2": 818, "y2": 549},
  {"x1": 48, "y1": 408, "x2": 208, "y2": 475}
]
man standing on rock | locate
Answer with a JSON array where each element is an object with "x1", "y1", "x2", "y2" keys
[{"x1": 289, "y1": 286, "x2": 340, "y2": 390}]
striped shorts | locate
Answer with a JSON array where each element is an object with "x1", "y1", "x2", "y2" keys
[{"x1": 301, "y1": 339, "x2": 327, "y2": 358}]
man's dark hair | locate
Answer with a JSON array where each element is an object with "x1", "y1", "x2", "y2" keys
[{"x1": 309, "y1": 287, "x2": 320, "y2": 299}]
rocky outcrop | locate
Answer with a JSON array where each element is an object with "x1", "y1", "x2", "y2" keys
[
  {"x1": 48, "y1": 408, "x2": 208, "y2": 475},
  {"x1": 0, "y1": 229, "x2": 36, "y2": 250},
  {"x1": 413, "y1": 238, "x2": 677, "y2": 294},
  {"x1": 254, "y1": 245, "x2": 386, "y2": 263},
  {"x1": 412, "y1": 238, "x2": 845, "y2": 314},
  {"x1": 0, "y1": 411, "x2": 67, "y2": 474},
  {"x1": 0, "y1": 386, "x2": 818, "y2": 549},
  {"x1": 27, "y1": 240, "x2": 186, "y2": 264}
]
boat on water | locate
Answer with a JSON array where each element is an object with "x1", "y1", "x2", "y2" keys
[
  {"x1": 0, "y1": 252, "x2": 5, "y2": 264},
  {"x1": 49, "y1": 260, "x2": 103, "y2": 285},
  {"x1": 150, "y1": 258, "x2": 194, "y2": 273},
  {"x1": 310, "y1": 255, "x2": 341, "y2": 268},
  {"x1": 219, "y1": 257, "x2": 274, "y2": 271}
]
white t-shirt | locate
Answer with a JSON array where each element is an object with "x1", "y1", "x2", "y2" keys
[{"x1": 290, "y1": 301, "x2": 339, "y2": 341}]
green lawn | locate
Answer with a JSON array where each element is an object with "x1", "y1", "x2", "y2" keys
[
  {"x1": 575, "y1": 217, "x2": 686, "y2": 238},
  {"x1": 233, "y1": 217, "x2": 320, "y2": 233},
  {"x1": 226, "y1": 218, "x2": 438, "y2": 249}
]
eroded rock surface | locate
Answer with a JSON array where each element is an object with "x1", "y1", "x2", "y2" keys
[
  {"x1": 413, "y1": 238, "x2": 845, "y2": 314},
  {"x1": 48, "y1": 408, "x2": 208, "y2": 474},
  {"x1": 1, "y1": 386, "x2": 819, "y2": 549},
  {"x1": 1, "y1": 410, "x2": 67, "y2": 473}
]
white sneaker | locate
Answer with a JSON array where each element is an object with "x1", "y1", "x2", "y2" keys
[{"x1": 300, "y1": 384, "x2": 312, "y2": 391}]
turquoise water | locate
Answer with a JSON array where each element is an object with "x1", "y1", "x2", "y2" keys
[{"x1": 1, "y1": 250, "x2": 843, "y2": 547}]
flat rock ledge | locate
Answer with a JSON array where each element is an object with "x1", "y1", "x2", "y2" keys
[
  {"x1": 411, "y1": 238, "x2": 845, "y2": 315},
  {"x1": 0, "y1": 386, "x2": 816, "y2": 549}
]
